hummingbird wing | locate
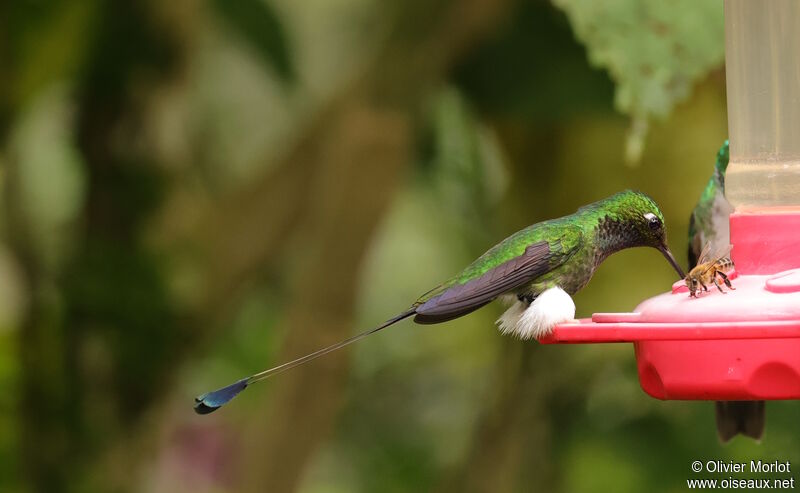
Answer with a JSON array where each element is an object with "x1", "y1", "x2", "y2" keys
[{"x1": 413, "y1": 232, "x2": 581, "y2": 324}]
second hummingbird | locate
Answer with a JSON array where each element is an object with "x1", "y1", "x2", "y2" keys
[{"x1": 195, "y1": 189, "x2": 685, "y2": 413}]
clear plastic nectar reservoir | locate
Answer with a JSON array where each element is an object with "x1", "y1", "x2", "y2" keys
[{"x1": 724, "y1": 0, "x2": 800, "y2": 209}]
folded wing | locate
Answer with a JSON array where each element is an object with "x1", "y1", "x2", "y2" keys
[{"x1": 414, "y1": 238, "x2": 579, "y2": 324}]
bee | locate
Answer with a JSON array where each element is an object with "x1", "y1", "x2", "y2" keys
[{"x1": 685, "y1": 243, "x2": 736, "y2": 298}]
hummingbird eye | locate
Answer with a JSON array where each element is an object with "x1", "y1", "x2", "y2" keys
[{"x1": 644, "y1": 212, "x2": 662, "y2": 231}]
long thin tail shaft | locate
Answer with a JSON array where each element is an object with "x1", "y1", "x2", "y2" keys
[{"x1": 194, "y1": 309, "x2": 416, "y2": 414}]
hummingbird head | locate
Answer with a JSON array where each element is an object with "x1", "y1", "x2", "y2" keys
[
  {"x1": 716, "y1": 140, "x2": 730, "y2": 175},
  {"x1": 714, "y1": 140, "x2": 730, "y2": 190},
  {"x1": 594, "y1": 190, "x2": 686, "y2": 279}
]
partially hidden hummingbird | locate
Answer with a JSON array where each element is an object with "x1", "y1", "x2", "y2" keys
[
  {"x1": 195, "y1": 189, "x2": 685, "y2": 414},
  {"x1": 688, "y1": 140, "x2": 765, "y2": 443}
]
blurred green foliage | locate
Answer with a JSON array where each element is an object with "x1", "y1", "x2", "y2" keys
[
  {"x1": 455, "y1": 1, "x2": 615, "y2": 122},
  {"x1": 553, "y1": 0, "x2": 724, "y2": 162},
  {"x1": 210, "y1": 0, "x2": 296, "y2": 83},
  {"x1": 0, "y1": 1, "x2": 796, "y2": 493}
]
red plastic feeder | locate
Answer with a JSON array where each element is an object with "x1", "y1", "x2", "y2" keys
[{"x1": 540, "y1": 211, "x2": 800, "y2": 401}]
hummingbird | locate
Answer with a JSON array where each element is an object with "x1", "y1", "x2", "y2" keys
[
  {"x1": 687, "y1": 140, "x2": 765, "y2": 443},
  {"x1": 194, "y1": 189, "x2": 685, "y2": 414}
]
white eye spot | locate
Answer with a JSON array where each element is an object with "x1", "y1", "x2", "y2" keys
[{"x1": 644, "y1": 212, "x2": 662, "y2": 230}]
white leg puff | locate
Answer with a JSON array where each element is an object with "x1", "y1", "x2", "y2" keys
[
  {"x1": 496, "y1": 300, "x2": 526, "y2": 336},
  {"x1": 495, "y1": 287, "x2": 575, "y2": 340}
]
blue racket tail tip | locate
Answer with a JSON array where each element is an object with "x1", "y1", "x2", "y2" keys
[{"x1": 194, "y1": 377, "x2": 249, "y2": 415}]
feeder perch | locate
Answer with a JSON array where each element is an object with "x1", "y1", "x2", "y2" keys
[{"x1": 542, "y1": 0, "x2": 800, "y2": 402}]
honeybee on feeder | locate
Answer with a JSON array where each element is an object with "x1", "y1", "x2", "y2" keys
[{"x1": 684, "y1": 243, "x2": 735, "y2": 297}]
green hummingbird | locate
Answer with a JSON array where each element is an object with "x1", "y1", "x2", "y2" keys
[
  {"x1": 688, "y1": 141, "x2": 765, "y2": 442},
  {"x1": 687, "y1": 141, "x2": 735, "y2": 268},
  {"x1": 194, "y1": 189, "x2": 685, "y2": 414}
]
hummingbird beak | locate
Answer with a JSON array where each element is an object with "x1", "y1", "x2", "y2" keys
[{"x1": 659, "y1": 245, "x2": 685, "y2": 279}]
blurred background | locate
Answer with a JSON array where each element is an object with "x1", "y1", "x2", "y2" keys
[{"x1": 1, "y1": 0, "x2": 798, "y2": 492}]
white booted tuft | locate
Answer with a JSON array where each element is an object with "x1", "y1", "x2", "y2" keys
[
  {"x1": 496, "y1": 300, "x2": 526, "y2": 336},
  {"x1": 495, "y1": 287, "x2": 575, "y2": 340}
]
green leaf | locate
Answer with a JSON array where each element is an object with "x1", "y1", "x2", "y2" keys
[
  {"x1": 210, "y1": 0, "x2": 295, "y2": 83},
  {"x1": 552, "y1": 0, "x2": 724, "y2": 162}
]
